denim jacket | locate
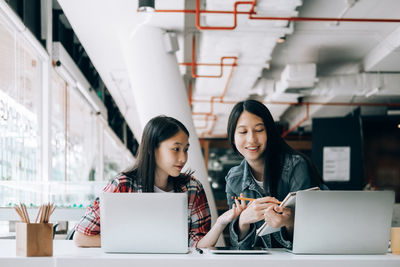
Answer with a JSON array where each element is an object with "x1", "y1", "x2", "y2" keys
[{"x1": 225, "y1": 153, "x2": 314, "y2": 249}]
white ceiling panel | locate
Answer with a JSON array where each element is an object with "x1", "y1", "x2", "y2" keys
[{"x1": 57, "y1": 0, "x2": 400, "y2": 138}]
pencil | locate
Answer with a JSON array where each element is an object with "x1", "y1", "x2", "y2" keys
[
  {"x1": 195, "y1": 247, "x2": 203, "y2": 254},
  {"x1": 231, "y1": 196, "x2": 281, "y2": 204},
  {"x1": 35, "y1": 206, "x2": 43, "y2": 223}
]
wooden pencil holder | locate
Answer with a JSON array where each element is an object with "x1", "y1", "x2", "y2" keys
[{"x1": 16, "y1": 223, "x2": 53, "y2": 257}]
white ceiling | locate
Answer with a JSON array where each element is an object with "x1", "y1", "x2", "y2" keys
[{"x1": 57, "y1": 0, "x2": 400, "y2": 138}]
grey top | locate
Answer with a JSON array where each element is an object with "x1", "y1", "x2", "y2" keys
[{"x1": 225, "y1": 153, "x2": 314, "y2": 249}]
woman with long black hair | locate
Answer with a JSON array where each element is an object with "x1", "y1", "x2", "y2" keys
[
  {"x1": 225, "y1": 99, "x2": 326, "y2": 249},
  {"x1": 74, "y1": 115, "x2": 244, "y2": 248}
]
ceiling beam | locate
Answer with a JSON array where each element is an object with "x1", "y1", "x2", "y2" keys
[{"x1": 363, "y1": 25, "x2": 400, "y2": 72}]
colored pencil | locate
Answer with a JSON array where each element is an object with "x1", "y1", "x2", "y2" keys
[{"x1": 231, "y1": 196, "x2": 281, "y2": 204}]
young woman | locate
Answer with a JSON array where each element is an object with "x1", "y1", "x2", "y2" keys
[
  {"x1": 225, "y1": 100, "x2": 326, "y2": 249},
  {"x1": 74, "y1": 115, "x2": 245, "y2": 248}
]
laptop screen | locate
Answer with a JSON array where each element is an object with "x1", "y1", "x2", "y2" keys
[
  {"x1": 100, "y1": 192, "x2": 188, "y2": 253},
  {"x1": 292, "y1": 191, "x2": 394, "y2": 254}
]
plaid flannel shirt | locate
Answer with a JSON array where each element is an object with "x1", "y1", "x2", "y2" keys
[{"x1": 75, "y1": 173, "x2": 211, "y2": 247}]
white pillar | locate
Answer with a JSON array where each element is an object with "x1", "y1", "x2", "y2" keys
[{"x1": 123, "y1": 24, "x2": 221, "y2": 243}]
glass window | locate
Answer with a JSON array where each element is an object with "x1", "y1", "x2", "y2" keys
[
  {"x1": 66, "y1": 85, "x2": 98, "y2": 182},
  {"x1": 48, "y1": 81, "x2": 105, "y2": 208},
  {"x1": 0, "y1": 10, "x2": 135, "y2": 211},
  {"x1": 0, "y1": 15, "x2": 14, "y2": 94},
  {"x1": 51, "y1": 68, "x2": 67, "y2": 181},
  {"x1": 104, "y1": 127, "x2": 134, "y2": 181},
  {"x1": 0, "y1": 12, "x2": 42, "y2": 206}
]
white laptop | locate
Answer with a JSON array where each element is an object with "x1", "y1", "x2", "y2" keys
[
  {"x1": 100, "y1": 192, "x2": 188, "y2": 253},
  {"x1": 292, "y1": 190, "x2": 394, "y2": 254}
]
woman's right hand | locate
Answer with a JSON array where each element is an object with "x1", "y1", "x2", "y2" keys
[{"x1": 238, "y1": 196, "x2": 280, "y2": 235}]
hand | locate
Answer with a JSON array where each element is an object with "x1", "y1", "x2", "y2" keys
[
  {"x1": 238, "y1": 196, "x2": 280, "y2": 227},
  {"x1": 217, "y1": 195, "x2": 246, "y2": 226},
  {"x1": 197, "y1": 195, "x2": 247, "y2": 248},
  {"x1": 263, "y1": 205, "x2": 294, "y2": 233}
]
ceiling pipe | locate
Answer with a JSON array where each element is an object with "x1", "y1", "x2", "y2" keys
[
  {"x1": 188, "y1": 80, "x2": 193, "y2": 108},
  {"x1": 195, "y1": 0, "x2": 254, "y2": 30},
  {"x1": 180, "y1": 62, "x2": 236, "y2": 67},
  {"x1": 191, "y1": 99, "x2": 400, "y2": 108},
  {"x1": 194, "y1": 114, "x2": 217, "y2": 130},
  {"x1": 190, "y1": 54, "x2": 238, "y2": 134},
  {"x1": 153, "y1": 0, "x2": 400, "y2": 31},
  {"x1": 181, "y1": 34, "x2": 238, "y2": 135},
  {"x1": 192, "y1": 60, "x2": 235, "y2": 134},
  {"x1": 206, "y1": 115, "x2": 218, "y2": 136},
  {"x1": 281, "y1": 104, "x2": 309, "y2": 138},
  {"x1": 189, "y1": 35, "x2": 237, "y2": 78},
  {"x1": 191, "y1": 99, "x2": 400, "y2": 138}
]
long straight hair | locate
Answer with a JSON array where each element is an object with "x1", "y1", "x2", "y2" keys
[
  {"x1": 227, "y1": 100, "x2": 322, "y2": 196},
  {"x1": 123, "y1": 115, "x2": 191, "y2": 192}
]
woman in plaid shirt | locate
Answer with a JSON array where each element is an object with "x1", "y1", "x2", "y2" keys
[{"x1": 74, "y1": 115, "x2": 246, "y2": 248}]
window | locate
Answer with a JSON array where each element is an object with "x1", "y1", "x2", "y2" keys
[
  {"x1": 104, "y1": 125, "x2": 134, "y2": 181},
  {"x1": 0, "y1": 5, "x2": 135, "y2": 211},
  {"x1": 51, "y1": 68, "x2": 67, "y2": 182},
  {"x1": 0, "y1": 11, "x2": 42, "y2": 206}
]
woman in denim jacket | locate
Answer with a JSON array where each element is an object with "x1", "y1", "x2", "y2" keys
[{"x1": 225, "y1": 100, "x2": 326, "y2": 249}]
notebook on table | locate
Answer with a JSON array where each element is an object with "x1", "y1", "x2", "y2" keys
[
  {"x1": 291, "y1": 190, "x2": 394, "y2": 254},
  {"x1": 100, "y1": 192, "x2": 188, "y2": 254}
]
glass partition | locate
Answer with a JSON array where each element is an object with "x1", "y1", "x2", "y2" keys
[
  {"x1": 51, "y1": 69, "x2": 67, "y2": 182},
  {"x1": 0, "y1": 7, "x2": 134, "y2": 222},
  {"x1": 103, "y1": 127, "x2": 134, "y2": 181},
  {"x1": 0, "y1": 14, "x2": 14, "y2": 95},
  {"x1": 0, "y1": 12, "x2": 42, "y2": 206},
  {"x1": 65, "y1": 86, "x2": 98, "y2": 182}
]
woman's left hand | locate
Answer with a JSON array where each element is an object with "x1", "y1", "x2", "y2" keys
[
  {"x1": 263, "y1": 205, "x2": 294, "y2": 233},
  {"x1": 217, "y1": 194, "x2": 247, "y2": 226}
]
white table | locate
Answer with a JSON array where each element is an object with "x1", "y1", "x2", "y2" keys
[{"x1": 0, "y1": 240, "x2": 399, "y2": 267}]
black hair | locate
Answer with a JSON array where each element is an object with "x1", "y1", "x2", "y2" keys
[
  {"x1": 227, "y1": 99, "x2": 323, "y2": 196},
  {"x1": 123, "y1": 115, "x2": 191, "y2": 192}
]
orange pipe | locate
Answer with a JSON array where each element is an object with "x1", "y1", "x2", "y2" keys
[
  {"x1": 281, "y1": 104, "x2": 309, "y2": 138},
  {"x1": 195, "y1": 114, "x2": 217, "y2": 131},
  {"x1": 195, "y1": 0, "x2": 254, "y2": 30},
  {"x1": 191, "y1": 35, "x2": 237, "y2": 78},
  {"x1": 191, "y1": 99, "x2": 400, "y2": 137},
  {"x1": 188, "y1": 80, "x2": 193, "y2": 108},
  {"x1": 155, "y1": 9, "x2": 250, "y2": 15},
  {"x1": 206, "y1": 115, "x2": 218, "y2": 136},
  {"x1": 191, "y1": 56, "x2": 237, "y2": 133},
  {"x1": 153, "y1": 0, "x2": 400, "y2": 31},
  {"x1": 180, "y1": 62, "x2": 235, "y2": 67},
  {"x1": 193, "y1": 56, "x2": 237, "y2": 115},
  {"x1": 191, "y1": 99, "x2": 400, "y2": 108},
  {"x1": 188, "y1": 33, "x2": 238, "y2": 135},
  {"x1": 200, "y1": 134, "x2": 228, "y2": 139}
]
